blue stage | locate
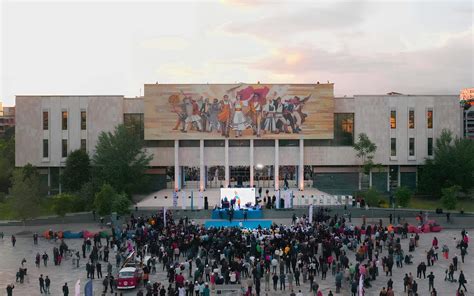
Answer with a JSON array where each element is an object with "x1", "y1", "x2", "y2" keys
[
  {"x1": 211, "y1": 208, "x2": 263, "y2": 219},
  {"x1": 204, "y1": 220, "x2": 272, "y2": 229}
]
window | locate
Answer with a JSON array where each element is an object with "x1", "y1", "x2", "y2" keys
[
  {"x1": 334, "y1": 113, "x2": 354, "y2": 145},
  {"x1": 123, "y1": 113, "x2": 144, "y2": 139},
  {"x1": 390, "y1": 138, "x2": 396, "y2": 156},
  {"x1": 62, "y1": 139, "x2": 68, "y2": 158},
  {"x1": 229, "y1": 140, "x2": 250, "y2": 147},
  {"x1": 390, "y1": 110, "x2": 396, "y2": 129},
  {"x1": 427, "y1": 137, "x2": 433, "y2": 156},
  {"x1": 43, "y1": 111, "x2": 49, "y2": 130},
  {"x1": 427, "y1": 109, "x2": 433, "y2": 129},
  {"x1": 62, "y1": 111, "x2": 68, "y2": 130},
  {"x1": 81, "y1": 111, "x2": 87, "y2": 130},
  {"x1": 409, "y1": 138, "x2": 415, "y2": 156},
  {"x1": 43, "y1": 139, "x2": 48, "y2": 158},
  {"x1": 408, "y1": 109, "x2": 415, "y2": 129},
  {"x1": 81, "y1": 139, "x2": 87, "y2": 152}
]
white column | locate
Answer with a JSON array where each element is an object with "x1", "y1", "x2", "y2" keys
[
  {"x1": 387, "y1": 167, "x2": 390, "y2": 192},
  {"x1": 369, "y1": 170, "x2": 373, "y2": 188},
  {"x1": 274, "y1": 140, "x2": 279, "y2": 190},
  {"x1": 250, "y1": 139, "x2": 254, "y2": 188},
  {"x1": 225, "y1": 139, "x2": 229, "y2": 187},
  {"x1": 299, "y1": 139, "x2": 304, "y2": 190},
  {"x1": 174, "y1": 140, "x2": 180, "y2": 190},
  {"x1": 199, "y1": 139, "x2": 205, "y2": 191}
]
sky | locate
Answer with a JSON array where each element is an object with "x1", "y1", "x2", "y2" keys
[{"x1": 1, "y1": 0, "x2": 473, "y2": 106}]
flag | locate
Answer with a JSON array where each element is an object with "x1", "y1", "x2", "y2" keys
[
  {"x1": 308, "y1": 205, "x2": 313, "y2": 223},
  {"x1": 358, "y1": 274, "x2": 364, "y2": 296},
  {"x1": 191, "y1": 191, "x2": 194, "y2": 210},
  {"x1": 181, "y1": 191, "x2": 186, "y2": 209},
  {"x1": 84, "y1": 279, "x2": 93, "y2": 296},
  {"x1": 74, "y1": 280, "x2": 80, "y2": 296},
  {"x1": 199, "y1": 191, "x2": 204, "y2": 209}
]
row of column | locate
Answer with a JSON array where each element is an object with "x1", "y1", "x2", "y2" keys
[{"x1": 174, "y1": 139, "x2": 305, "y2": 191}]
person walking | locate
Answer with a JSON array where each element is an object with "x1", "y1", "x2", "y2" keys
[
  {"x1": 11, "y1": 235, "x2": 16, "y2": 247},
  {"x1": 42, "y1": 252, "x2": 49, "y2": 267},
  {"x1": 458, "y1": 270, "x2": 467, "y2": 292},
  {"x1": 96, "y1": 262, "x2": 102, "y2": 278},
  {"x1": 62, "y1": 282, "x2": 69, "y2": 296},
  {"x1": 272, "y1": 273, "x2": 278, "y2": 291},
  {"x1": 39, "y1": 274, "x2": 45, "y2": 294},
  {"x1": 45, "y1": 276, "x2": 51, "y2": 294}
]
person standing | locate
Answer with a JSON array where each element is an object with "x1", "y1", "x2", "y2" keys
[
  {"x1": 272, "y1": 273, "x2": 278, "y2": 291},
  {"x1": 6, "y1": 284, "x2": 14, "y2": 296},
  {"x1": 428, "y1": 272, "x2": 435, "y2": 291},
  {"x1": 96, "y1": 262, "x2": 102, "y2": 278},
  {"x1": 39, "y1": 274, "x2": 45, "y2": 294},
  {"x1": 62, "y1": 283, "x2": 69, "y2": 296},
  {"x1": 42, "y1": 252, "x2": 49, "y2": 267},
  {"x1": 45, "y1": 276, "x2": 51, "y2": 294},
  {"x1": 11, "y1": 235, "x2": 16, "y2": 247}
]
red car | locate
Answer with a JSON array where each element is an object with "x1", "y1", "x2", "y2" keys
[{"x1": 117, "y1": 267, "x2": 142, "y2": 289}]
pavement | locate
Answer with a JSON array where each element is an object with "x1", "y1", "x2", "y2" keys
[{"x1": 0, "y1": 220, "x2": 472, "y2": 296}]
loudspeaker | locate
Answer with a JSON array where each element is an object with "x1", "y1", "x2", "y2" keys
[
  {"x1": 237, "y1": 176, "x2": 243, "y2": 187},
  {"x1": 436, "y1": 208, "x2": 443, "y2": 214},
  {"x1": 204, "y1": 196, "x2": 208, "y2": 210}
]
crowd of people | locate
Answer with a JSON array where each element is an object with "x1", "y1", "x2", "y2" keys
[{"x1": 4, "y1": 208, "x2": 471, "y2": 296}]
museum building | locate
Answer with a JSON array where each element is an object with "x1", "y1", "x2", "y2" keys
[{"x1": 15, "y1": 83, "x2": 462, "y2": 195}]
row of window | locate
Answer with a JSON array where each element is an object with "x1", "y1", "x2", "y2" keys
[
  {"x1": 42, "y1": 139, "x2": 87, "y2": 159},
  {"x1": 43, "y1": 110, "x2": 87, "y2": 131},
  {"x1": 390, "y1": 109, "x2": 433, "y2": 129},
  {"x1": 390, "y1": 137, "x2": 433, "y2": 157}
]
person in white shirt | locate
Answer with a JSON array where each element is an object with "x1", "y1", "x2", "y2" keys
[{"x1": 296, "y1": 289, "x2": 303, "y2": 296}]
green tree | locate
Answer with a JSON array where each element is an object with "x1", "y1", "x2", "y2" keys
[
  {"x1": 112, "y1": 192, "x2": 131, "y2": 215},
  {"x1": 61, "y1": 149, "x2": 91, "y2": 193},
  {"x1": 353, "y1": 133, "x2": 377, "y2": 190},
  {"x1": 0, "y1": 132, "x2": 15, "y2": 193},
  {"x1": 419, "y1": 129, "x2": 474, "y2": 197},
  {"x1": 51, "y1": 193, "x2": 82, "y2": 217},
  {"x1": 395, "y1": 186, "x2": 412, "y2": 207},
  {"x1": 9, "y1": 164, "x2": 41, "y2": 221},
  {"x1": 78, "y1": 181, "x2": 99, "y2": 211},
  {"x1": 92, "y1": 124, "x2": 152, "y2": 196},
  {"x1": 359, "y1": 187, "x2": 382, "y2": 207},
  {"x1": 94, "y1": 183, "x2": 116, "y2": 216},
  {"x1": 441, "y1": 185, "x2": 460, "y2": 210}
]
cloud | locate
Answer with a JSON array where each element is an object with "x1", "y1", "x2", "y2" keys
[
  {"x1": 224, "y1": 1, "x2": 367, "y2": 38},
  {"x1": 250, "y1": 27, "x2": 474, "y2": 95},
  {"x1": 139, "y1": 36, "x2": 189, "y2": 50}
]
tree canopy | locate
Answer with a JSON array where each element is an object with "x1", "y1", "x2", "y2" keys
[
  {"x1": 61, "y1": 149, "x2": 91, "y2": 193},
  {"x1": 353, "y1": 133, "x2": 377, "y2": 174},
  {"x1": 0, "y1": 130, "x2": 15, "y2": 193},
  {"x1": 92, "y1": 124, "x2": 152, "y2": 196},
  {"x1": 418, "y1": 129, "x2": 474, "y2": 197},
  {"x1": 94, "y1": 183, "x2": 131, "y2": 216},
  {"x1": 9, "y1": 164, "x2": 42, "y2": 221}
]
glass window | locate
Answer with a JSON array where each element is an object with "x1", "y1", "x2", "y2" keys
[
  {"x1": 43, "y1": 139, "x2": 48, "y2": 158},
  {"x1": 229, "y1": 140, "x2": 250, "y2": 147},
  {"x1": 427, "y1": 109, "x2": 433, "y2": 129},
  {"x1": 179, "y1": 140, "x2": 199, "y2": 147},
  {"x1": 62, "y1": 111, "x2": 68, "y2": 130},
  {"x1": 253, "y1": 140, "x2": 275, "y2": 147},
  {"x1": 390, "y1": 110, "x2": 396, "y2": 129},
  {"x1": 43, "y1": 111, "x2": 49, "y2": 130},
  {"x1": 408, "y1": 109, "x2": 415, "y2": 129},
  {"x1": 390, "y1": 138, "x2": 396, "y2": 156},
  {"x1": 62, "y1": 139, "x2": 68, "y2": 158},
  {"x1": 409, "y1": 137, "x2": 415, "y2": 156},
  {"x1": 334, "y1": 113, "x2": 354, "y2": 145},
  {"x1": 279, "y1": 140, "x2": 299, "y2": 147},
  {"x1": 81, "y1": 139, "x2": 87, "y2": 152},
  {"x1": 204, "y1": 140, "x2": 225, "y2": 147},
  {"x1": 81, "y1": 111, "x2": 87, "y2": 130},
  {"x1": 146, "y1": 140, "x2": 175, "y2": 147},
  {"x1": 123, "y1": 113, "x2": 144, "y2": 139},
  {"x1": 427, "y1": 137, "x2": 433, "y2": 156}
]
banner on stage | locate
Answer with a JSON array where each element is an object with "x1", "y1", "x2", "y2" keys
[{"x1": 220, "y1": 188, "x2": 255, "y2": 207}]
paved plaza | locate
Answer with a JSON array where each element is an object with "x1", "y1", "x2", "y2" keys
[{"x1": 0, "y1": 221, "x2": 472, "y2": 296}]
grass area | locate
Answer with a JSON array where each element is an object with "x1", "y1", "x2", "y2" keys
[
  {"x1": 0, "y1": 198, "x2": 55, "y2": 220},
  {"x1": 409, "y1": 196, "x2": 474, "y2": 212}
]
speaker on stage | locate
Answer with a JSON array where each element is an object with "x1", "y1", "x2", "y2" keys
[{"x1": 204, "y1": 196, "x2": 208, "y2": 210}]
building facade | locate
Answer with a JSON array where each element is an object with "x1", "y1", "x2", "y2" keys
[
  {"x1": 0, "y1": 102, "x2": 15, "y2": 137},
  {"x1": 15, "y1": 85, "x2": 462, "y2": 195}
]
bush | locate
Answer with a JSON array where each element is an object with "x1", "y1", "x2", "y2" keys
[
  {"x1": 395, "y1": 186, "x2": 412, "y2": 207},
  {"x1": 51, "y1": 193, "x2": 82, "y2": 217},
  {"x1": 358, "y1": 188, "x2": 383, "y2": 207},
  {"x1": 441, "y1": 185, "x2": 460, "y2": 210},
  {"x1": 94, "y1": 184, "x2": 116, "y2": 216},
  {"x1": 112, "y1": 193, "x2": 131, "y2": 215}
]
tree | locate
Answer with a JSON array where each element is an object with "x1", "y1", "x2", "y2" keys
[
  {"x1": 51, "y1": 193, "x2": 81, "y2": 217},
  {"x1": 9, "y1": 164, "x2": 41, "y2": 221},
  {"x1": 359, "y1": 187, "x2": 382, "y2": 207},
  {"x1": 353, "y1": 133, "x2": 377, "y2": 190},
  {"x1": 441, "y1": 185, "x2": 460, "y2": 210},
  {"x1": 61, "y1": 149, "x2": 91, "y2": 193},
  {"x1": 94, "y1": 183, "x2": 116, "y2": 216},
  {"x1": 92, "y1": 124, "x2": 152, "y2": 196},
  {"x1": 78, "y1": 181, "x2": 99, "y2": 211},
  {"x1": 419, "y1": 129, "x2": 474, "y2": 197},
  {"x1": 0, "y1": 133, "x2": 15, "y2": 193},
  {"x1": 395, "y1": 186, "x2": 412, "y2": 207},
  {"x1": 112, "y1": 192, "x2": 131, "y2": 215}
]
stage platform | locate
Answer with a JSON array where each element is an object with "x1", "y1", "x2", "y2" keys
[
  {"x1": 204, "y1": 219, "x2": 272, "y2": 229},
  {"x1": 211, "y1": 208, "x2": 263, "y2": 219}
]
